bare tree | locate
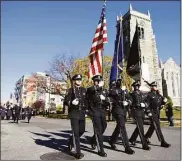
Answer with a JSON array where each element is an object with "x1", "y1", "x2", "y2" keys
[
  {"x1": 31, "y1": 73, "x2": 66, "y2": 96},
  {"x1": 47, "y1": 53, "x2": 77, "y2": 86}
]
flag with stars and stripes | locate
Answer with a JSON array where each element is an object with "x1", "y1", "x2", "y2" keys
[{"x1": 88, "y1": 0, "x2": 108, "y2": 79}]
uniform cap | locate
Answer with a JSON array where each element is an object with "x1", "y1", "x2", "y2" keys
[
  {"x1": 132, "y1": 81, "x2": 140, "y2": 87},
  {"x1": 117, "y1": 75, "x2": 122, "y2": 81},
  {"x1": 150, "y1": 81, "x2": 157, "y2": 87},
  {"x1": 92, "y1": 75, "x2": 102, "y2": 81},
  {"x1": 72, "y1": 74, "x2": 82, "y2": 81}
]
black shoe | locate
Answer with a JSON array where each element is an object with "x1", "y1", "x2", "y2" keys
[
  {"x1": 161, "y1": 141, "x2": 171, "y2": 148},
  {"x1": 98, "y1": 152, "x2": 107, "y2": 157},
  {"x1": 143, "y1": 144, "x2": 151, "y2": 151},
  {"x1": 125, "y1": 147, "x2": 135, "y2": 155},
  {"x1": 75, "y1": 153, "x2": 84, "y2": 159},
  {"x1": 109, "y1": 140, "x2": 117, "y2": 150},
  {"x1": 91, "y1": 141, "x2": 96, "y2": 150},
  {"x1": 129, "y1": 139, "x2": 136, "y2": 146},
  {"x1": 145, "y1": 138, "x2": 151, "y2": 144}
]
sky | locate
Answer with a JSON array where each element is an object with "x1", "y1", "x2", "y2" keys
[{"x1": 1, "y1": 1, "x2": 180, "y2": 101}]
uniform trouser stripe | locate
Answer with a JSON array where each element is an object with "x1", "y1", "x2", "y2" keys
[
  {"x1": 135, "y1": 118, "x2": 145, "y2": 146},
  {"x1": 92, "y1": 119, "x2": 101, "y2": 152},
  {"x1": 120, "y1": 129, "x2": 126, "y2": 148},
  {"x1": 151, "y1": 117, "x2": 162, "y2": 141},
  {"x1": 71, "y1": 126, "x2": 77, "y2": 152},
  {"x1": 95, "y1": 133, "x2": 101, "y2": 152},
  {"x1": 92, "y1": 117, "x2": 104, "y2": 152}
]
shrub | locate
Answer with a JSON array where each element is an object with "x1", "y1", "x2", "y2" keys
[
  {"x1": 56, "y1": 104, "x2": 63, "y2": 111},
  {"x1": 166, "y1": 96, "x2": 173, "y2": 107},
  {"x1": 47, "y1": 114, "x2": 68, "y2": 119}
]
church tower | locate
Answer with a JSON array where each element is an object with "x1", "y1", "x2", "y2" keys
[{"x1": 121, "y1": 4, "x2": 162, "y2": 93}]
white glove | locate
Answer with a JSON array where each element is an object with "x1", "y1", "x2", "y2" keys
[
  {"x1": 148, "y1": 113, "x2": 152, "y2": 117},
  {"x1": 72, "y1": 99, "x2": 79, "y2": 105},
  {"x1": 163, "y1": 98, "x2": 167, "y2": 103},
  {"x1": 123, "y1": 101, "x2": 128, "y2": 106},
  {"x1": 122, "y1": 86, "x2": 126, "y2": 90},
  {"x1": 140, "y1": 103, "x2": 145, "y2": 108},
  {"x1": 98, "y1": 81, "x2": 104, "y2": 87},
  {"x1": 100, "y1": 95, "x2": 106, "y2": 100}
]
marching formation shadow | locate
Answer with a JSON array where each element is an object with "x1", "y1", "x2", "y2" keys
[
  {"x1": 30, "y1": 130, "x2": 99, "y2": 157},
  {"x1": 30, "y1": 130, "x2": 159, "y2": 158}
]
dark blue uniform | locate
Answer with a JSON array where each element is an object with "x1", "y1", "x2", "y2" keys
[
  {"x1": 129, "y1": 81, "x2": 150, "y2": 150},
  {"x1": 65, "y1": 74, "x2": 88, "y2": 159},
  {"x1": 13, "y1": 105, "x2": 20, "y2": 123},
  {"x1": 145, "y1": 89, "x2": 171, "y2": 148},
  {"x1": 87, "y1": 85, "x2": 109, "y2": 156},
  {"x1": 26, "y1": 106, "x2": 33, "y2": 123},
  {"x1": 109, "y1": 85, "x2": 134, "y2": 154}
]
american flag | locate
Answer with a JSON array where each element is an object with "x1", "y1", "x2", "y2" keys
[{"x1": 88, "y1": 0, "x2": 108, "y2": 79}]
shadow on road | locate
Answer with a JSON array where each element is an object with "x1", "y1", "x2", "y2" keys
[
  {"x1": 30, "y1": 130, "x2": 135, "y2": 157},
  {"x1": 8, "y1": 121, "x2": 16, "y2": 123},
  {"x1": 135, "y1": 140, "x2": 161, "y2": 147},
  {"x1": 21, "y1": 121, "x2": 29, "y2": 124},
  {"x1": 30, "y1": 132, "x2": 52, "y2": 138},
  {"x1": 30, "y1": 131, "x2": 100, "y2": 157},
  {"x1": 32, "y1": 136, "x2": 75, "y2": 157}
]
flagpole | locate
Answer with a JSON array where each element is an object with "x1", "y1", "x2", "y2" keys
[
  {"x1": 120, "y1": 16, "x2": 125, "y2": 87},
  {"x1": 116, "y1": 16, "x2": 122, "y2": 81},
  {"x1": 102, "y1": 49, "x2": 104, "y2": 77},
  {"x1": 116, "y1": 19, "x2": 119, "y2": 80},
  {"x1": 136, "y1": 20, "x2": 142, "y2": 85},
  {"x1": 102, "y1": 0, "x2": 107, "y2": 78}
]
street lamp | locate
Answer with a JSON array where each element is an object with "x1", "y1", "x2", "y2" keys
[{"x1": 45, "y1": 74, "x2": 51, "y2": 114}]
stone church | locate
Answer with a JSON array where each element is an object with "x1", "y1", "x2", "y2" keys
[
  {"x1": 161, "y1": 58, "x2": 180, "y2": 107},
  {"x1": 119, "y1": 4, "x2": 163, "y2": 93},
  {"x1": 117, "y1": 4, "x2": 180, "y2": 106}
]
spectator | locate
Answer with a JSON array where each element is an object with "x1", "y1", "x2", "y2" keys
[{"x1": 165, "y1": 103, "x2": 174, "y2": 126}]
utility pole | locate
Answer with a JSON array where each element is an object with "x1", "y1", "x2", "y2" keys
[{"x1": 45, "y1": 74, "x2": 51, "y2": 114}]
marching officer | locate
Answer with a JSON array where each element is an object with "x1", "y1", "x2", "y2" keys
[
  {"x1": 13, "y1": 103, "x2": 21, "y2": 123},
  {"x1": 145, "y1": 89, "x2": 167, "y2": 141},
  {"x1": 0, "y1": 107, "x2": 6, "y2": 120},
  {"x1": 6, "y1": 106, "x2": 12, "y2": 120},
  {"x1": 108, "y1": 77, "x2": 135, "y2": 154},
  {"x1": 144, "y1": 81, "x2": 171, "y2": 148},
  {"x1": 65, "y1": 74, "x2": 88, "y2": 159},
  {"x1": 22, "y1": 108, "x2": 26, "y2": 120},
  {"x1": 26, "y1": 106, "x2": 33, "y2": 123},
  {"x1": 87, "y1": 75, "x2": 109, "y2": 157},
  {"x1": 128, "y1": 81, "x2": 150, "y2": 150}
]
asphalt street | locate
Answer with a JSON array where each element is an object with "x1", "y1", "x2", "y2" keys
[{"x1": 1, "y1": 117, "x2": 181, "y2": 160}]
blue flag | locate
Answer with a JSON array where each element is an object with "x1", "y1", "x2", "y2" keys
[{"x1": 109, "y1": 17, "x2": 124, "y2": 88}]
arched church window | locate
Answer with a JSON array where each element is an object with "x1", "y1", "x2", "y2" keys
[
  {"x1": 143, "y1": 56, "x2": 145, "y2": 63},
  {"x1": 137, "y1": 27, "x2": 141, "y2": 39},
  {"x1": 171, "y1": 72, "x2": 176, "y2": 96},
  {"x1": 141, "y1": 28, "x2": 144, "y2": 39}
]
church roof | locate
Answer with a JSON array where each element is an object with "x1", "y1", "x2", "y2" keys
[{"x1": 123, "y1": 3, "x2": 151, "y2": 21}]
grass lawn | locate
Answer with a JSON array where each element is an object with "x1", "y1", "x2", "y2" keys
[{"x1": 160, "y1": 107, "x2": 181, "y2": 120}]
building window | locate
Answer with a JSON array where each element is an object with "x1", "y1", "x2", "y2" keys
[
  {"x1": 50, "y1": 98, "x2": 55, "y2": 103},
  {"x1": 137, "y1": 27, "x2": 144, "y2": 39},
  {"x1": 141, "y1": 28, "x2": 144, "y2": 39},
  {"x1": 171, "y1": 73, "x2": 176, "y2": 97},
  {"x1": 176, "y1": 74, "x2": 179, "y2": 97},
  {"x1": 143, "y1": 56, "x2": 145, "y2": 63}
]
